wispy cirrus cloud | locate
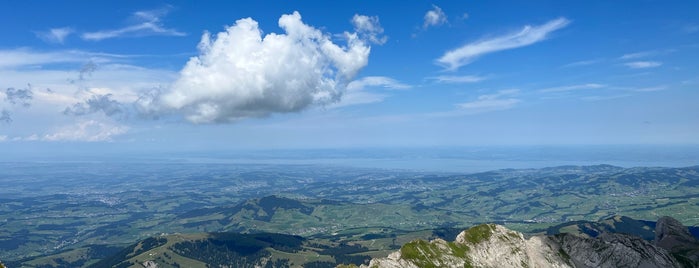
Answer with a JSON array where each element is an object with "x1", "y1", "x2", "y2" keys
[
  {"x1": 35, "y1": 27, "x2": 74, "y2": 44},
  {"x1": 42, "y1": 120, "x2": 129, "y2": 142},
  {"x1": 457, "y1": 89, "x2": 520, "y2": 113},
  {"x1": 538, "y1": 83, "x2": 605, "y2": 93},
  {"x1": 347, "y1": 76, "x2": 411, "y2": 90},
  {"x1": 82, "y1": 6, "x2": 185, "y2": 41},
  {"x1": 619, "y1": 49, "x2": 673, "y2": 60},
  {"x1": 561, "y1": 58, "x2": 603, "y2": 68},
  {"x1": 620, "y1": 51, "x2": 654, "y2": 60},
  {"x1": 436, "y1": 18, "x2": 569, "y2": 70},
  {"x1": 624, "y1": 61, "x2": 662, "y2": 69},
  {"x1": 0, "y1": 49, "x2": 92, "y2": 69},
  {"x1": 3, "y1": 120, "x2": 129, "y2": 142},
  {"x1": 581, "y1": 94, "x2": 631, "y2": 101},
  {"x1": 332, "y1": 76, "x2": 411, "y2": 108},
  {"x1": 432, "y1": 75, "x2": 487, "y2": 83},
  {"x1": 630, "y1": 85, "x2": 667, "y2": 92},
  {"x1": 0, "y1": 48, "x2": 131, "y2": 69}
]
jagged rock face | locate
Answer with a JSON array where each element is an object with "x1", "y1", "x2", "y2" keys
[
  {"x1": 363, "y1": 224, "x2": 572, "y2": 268},
  {"x1": 656, "y1": 216, "x2": 695, "y2": 245},
  {"x1": 455, "y1": 224, "x2": 571, "y2": 268},
  {"x1": 655, "y1": 216, "x2": 699, "y2": 267},
  {"x1": 553, "y1": 233, "x2": 680, "y2": 268},
  {"x1": 142, "y1": 260, "x2": 159, "y2": 268},
  {"x1": 364, "y1": 223, "x2": 685, "y2": 268}
]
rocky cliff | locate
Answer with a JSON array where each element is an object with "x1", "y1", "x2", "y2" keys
[
  {"x1": 362, "y1": 219, "x2": 691, "y2": 268},
  {"x1": 656, "y1": 216, "x2": 699, "y2": 267},
  {"x1": 553, "y1": 233, "x2": 678, "y2": 268}
]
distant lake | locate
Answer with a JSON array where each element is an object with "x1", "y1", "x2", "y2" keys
[
  {"x1": 4, "y1": 145, "x2": 698, "y2": 173},
  {"x1": 167, "y1": 145, "x2": 699, "y2": 173}
]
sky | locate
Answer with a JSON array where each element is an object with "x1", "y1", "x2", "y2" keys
[{"x1": 1, "y1": 1, "x2": 698, "y2": 154}]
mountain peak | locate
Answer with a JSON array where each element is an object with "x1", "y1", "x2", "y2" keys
[
  {"x1": 364, "y1": 221, "x2": 685, "y2": 268},
  {"x1": 364, "y1": 224, "x2": 571, "y2": 268}
]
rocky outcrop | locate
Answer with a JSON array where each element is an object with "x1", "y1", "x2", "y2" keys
[
  {"x1": 553, "y1": 232, "x2": 680, "y2": 268},
  {"x1": 362, "y1": 224, "x2": 572, "y2": 268},
  {"x1": 364, "y1": 223, "x2": 686, "y2": 268},
  {"x1": 655, "y1": 216, "x2": 699, "y2": 267},
  {"x1": 142, "y1": 260, "x2": 159, "y2": 268},
  {"x1": 455, "y1": 224, "x2": 571, "y2": 268}
]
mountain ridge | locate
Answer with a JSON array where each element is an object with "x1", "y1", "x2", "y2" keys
[{"x1": 361, "y1": 216, "x2": 699, "y2": 268}]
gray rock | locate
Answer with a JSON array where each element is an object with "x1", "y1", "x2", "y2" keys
[
  {"x1": 554, "y1": 232, "x2": 681, "y2": 268},
  {"x1": 655, "y1": 216, "x2": 699, "y2": 267},
  {"x1": 366, "y1": 222, "x2": 690, "y2": 268}
]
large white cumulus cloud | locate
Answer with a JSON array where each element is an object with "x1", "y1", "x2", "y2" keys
[{"x1": 161, "y1": 11, "x2": 376, "y2": 123}]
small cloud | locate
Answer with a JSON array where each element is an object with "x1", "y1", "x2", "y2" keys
[
  {"x1": 457, "y1": 89, "x2": 520, "y2": 113},
  {"x1": 538, "y1": 83, "x2": 605, "y2": 93},
  {"x1": 347, "y1": 76, "x2": 411, "y2": 90},
  {"x1": 432, "y1": 75, "x2": 487, "y2": 83},
  {"x1": 624, "y1": 61, "x2": 662, "y2": 69},
  {"x1": 63, "y1": 94, "x2": 124, "y2": 117},
  {"x1": 35, "y1": 27, "x2": 74, "y2": 44},
  {"x1": 619, "y1": 51, "x2": 655, "y2": 60},
  {"x1": 619, "y1": 49, "x2": 673, "y2": 60},
  {"x1": 352, "y1": 14, "x2": 387, "y2": 45},
  {"x1": 462, "y1": 13, "x2": 469, "y2": 20},
  {"x1": 82, "y1": 6, "x2": 185, "y2": 41},
  {"x1": 631, "y1": 86, "x2": 667, "y2": 92},
  {"x1": 581, "y1": 94, "x2": 630, "y2": 101},
  {"x1": 0, "y1": 109, "x2": 11, "y2": 124},
  {"x1": 423, "y1": 5, "x2": 447, "y2": 29},
  {"x1": 5, "y1": 86, "x2": 34, "y2": 107},
  {"x1": 78, "y1": 61, "x2": 98, "y2": 81},
  {"x1": 561, "y1": 58, "x2": 603, "y2": 68},
  {"x1": 43, "y1": 120, "x2": 128, "y2": 142},
  {"x1": 436, "y1": 17, "x2": 570, "y2": 70},
  {"x1": 332, "y1": 90, "x2": 385, "y2": 108},
  {"x1": 333, "y1": 76, "x2": 410, "y2": 108},
  {"x1": 0, "y1": 135, "x2": 7, "y2": 142},
  {"x1": 134, "y1": 87, "x2": 163, "y2": 119}
]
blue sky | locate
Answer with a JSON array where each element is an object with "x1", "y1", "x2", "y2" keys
[{"x1": 0, "y1": 1, "x2": 698, "y2": 152}]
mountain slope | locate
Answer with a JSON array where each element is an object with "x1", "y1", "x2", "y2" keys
[
  {"x1": 84, "y1": 231, "x2": 383, "y2": 268},
  {"x1": 552, "y1": 233, "x2": 678, "y2": 268},
  {"x1": 363, "y1": 222, "x2": 687, "y2": 268},
  {"x1": 656, "y1": 216, "x2": 699, "y2": 267}
]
